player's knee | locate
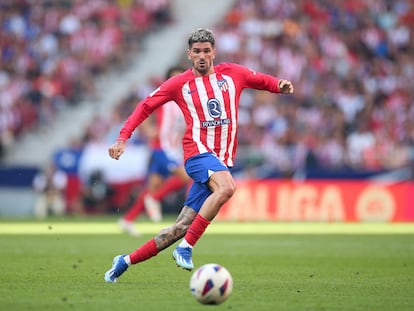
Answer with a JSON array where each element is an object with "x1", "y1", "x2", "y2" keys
[{"x1": 218, "y1": 183, "x2": 236, "y2": 202}]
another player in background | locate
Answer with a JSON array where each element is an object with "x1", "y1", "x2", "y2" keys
[
  {"x1": 104, "y1": 28, "x2": 293, "y2": 283},
  {"x1": 32, "y1": 162, "x2": 68, "y2": 219},
  {"x1": 118, "y1": 66, "x2": 191, "y2": 236}
]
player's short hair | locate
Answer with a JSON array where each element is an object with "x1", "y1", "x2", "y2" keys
[{"x1": 188, "y1": 28, "x2": 215, "y2": 48}]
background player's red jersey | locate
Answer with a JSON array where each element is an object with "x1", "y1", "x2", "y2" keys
[{"x1": 150, "y1": 101, "x2": 185, "y2": 164}]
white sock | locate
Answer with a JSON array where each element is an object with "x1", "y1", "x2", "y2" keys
[
  {"x1": 178, "y1": 238, "x2": 193, "y2": 248},
  {"x1": 123, "y1": 255, "x2": 131, "y2": 266}
]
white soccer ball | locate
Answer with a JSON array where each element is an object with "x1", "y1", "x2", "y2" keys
[{"x1": 189, "y1": 263, "x2": 233, "y2": 305}]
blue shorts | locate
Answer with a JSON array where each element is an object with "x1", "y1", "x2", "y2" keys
[
  {"x1": 183, "y1": 152, "x2": 229, "y2": 212},
  {"x1": 148, "y1": 149, "x2": 180, "y2": 179}
]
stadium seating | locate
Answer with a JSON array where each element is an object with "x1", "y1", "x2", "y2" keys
[
  {"x1": 3, "y1": 0, "x2": 413, "y2": 215},
  {"x1": 0, "y1": 0, "x2": 172, "y2": 160},
  {"x1": 70, "y1": 0, "x2": 414, "y2": 213},
  {"x1": 211, "y1": 0, "x2": 414, "y2": 178},
  {"x1": 86, "y1": 0, "x2": 413, "y2": 179}
]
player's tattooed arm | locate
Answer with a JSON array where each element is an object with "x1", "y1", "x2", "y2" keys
[{"x1": 154, "y1": 206, "x2": 197, "y2": 251}]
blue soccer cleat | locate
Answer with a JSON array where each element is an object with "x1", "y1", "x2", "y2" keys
[
  {"x1": 104, "y1": 254, "x2": 128, "y2": 283},
  {"x1": 172, "y1": 246, "x2": 194, "y2": 271}
]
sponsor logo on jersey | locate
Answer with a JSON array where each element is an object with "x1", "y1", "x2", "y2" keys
[
  {"x1": 202, "y1": 118, "x2": 231, "y2": 127},
  {"x1": 207, "y1": 98, "x2": 222, "y2": 118},
  {"x1": 202, "y1": 98, "x2": 230, "y2": 127}
]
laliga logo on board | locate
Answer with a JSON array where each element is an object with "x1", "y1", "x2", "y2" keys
[
  {"x1": 217, "y1": 181, "x2": 407, "y2": 222},
  {"x1": 355, "y1": 186, "x2": 396, "y2": 221}
]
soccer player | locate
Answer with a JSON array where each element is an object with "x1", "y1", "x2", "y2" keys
[
  {"x1": 104, "y1": 28, "x2": 293, "y2": 282},
  {"x1": 118, "y1": 66, "x2": 191, "y2": 236}
]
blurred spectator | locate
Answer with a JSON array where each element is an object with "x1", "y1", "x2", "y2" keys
[
  {"x1": 53, "y1": 137, "x2": 84, "y2": 215},
  {"x1": 32, "y1": 162, "x2": 67, "y2": 219},
  {"x1": 0, "y1": 0, "x2": 173, "y2": 160},
  {"x1": 81, "y1": 169, "x2": 115, "y2": 213}
]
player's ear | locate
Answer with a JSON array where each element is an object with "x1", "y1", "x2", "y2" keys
[{"x1": 187, "y1": 49, "x2": 191, "y2": 60}]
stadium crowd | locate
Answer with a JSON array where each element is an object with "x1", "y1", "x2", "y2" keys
[
  {"x1": 210, "y1": 0, "x2": 414, "y2": 178},
  {"x1": 0, "y1": 0, "x2": 172, "y2": 159},
  {"x1": 80, "y1": 0, "x2": 414, "y2": 179},
  {"x1": 2, "y1": 0, "x2": 414, "y2": 214}
]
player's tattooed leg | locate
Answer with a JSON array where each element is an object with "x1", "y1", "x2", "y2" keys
[{"x1": 154, "y1": 206, "x2": 197, "y2": 251}]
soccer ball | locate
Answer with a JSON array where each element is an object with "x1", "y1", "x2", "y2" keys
[{"x1": 189, "y1": 263, "x2": 233, "y2": 305}]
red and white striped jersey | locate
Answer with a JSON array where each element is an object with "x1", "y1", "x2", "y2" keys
[{"x1": 119, "y1": 63, "x2": 282, "y2": 167}]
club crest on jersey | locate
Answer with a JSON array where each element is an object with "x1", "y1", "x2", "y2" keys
[
  {"x1": 207, "y1": 98, "x2": 222, "y2": 118},
  {"x1": 217, "y1": 79, "x2": 229, "y2": 92}
]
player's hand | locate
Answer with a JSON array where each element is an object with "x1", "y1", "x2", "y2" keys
[
  {"x1": 108, "y1": 140, "x2": 126, "y2": 160},
  {"x1": 278, "y1": 79, "x2": 294, "y2": 94}
]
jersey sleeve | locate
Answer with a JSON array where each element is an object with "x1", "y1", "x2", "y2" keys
[
  {"x1": 229, "y1": 63, "x2": 282, "y2": 94},
  {"x1": 118, "y1": 81, "x2": 176, "y2": 141}
]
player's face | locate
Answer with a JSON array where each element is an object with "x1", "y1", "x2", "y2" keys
[{"x1": 187, "y1": 42, "x2": 216, "y2": 76}]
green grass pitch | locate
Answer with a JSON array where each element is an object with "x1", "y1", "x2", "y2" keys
[{"x1": 0, "y1": 217, "x2": 413, "y2": 311}]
